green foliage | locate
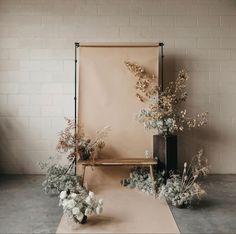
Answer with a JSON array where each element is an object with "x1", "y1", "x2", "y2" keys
[
  {"x1": 39, "y1": 156, "x2": 81, "y2": 195},
  {"x1": 121, "y1": 167, "x2": 165, "y2": 197}
]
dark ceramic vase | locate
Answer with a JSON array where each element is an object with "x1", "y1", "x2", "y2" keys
[
  {"x1": 79, "y1": 215, "x2": 87, "y2": 224},
  {"x1": 175, "y1": 202, "x2": 189, "y2": 209},
  {"x1": 80, "y1": 150, "x2": 91, "y2": 160}
]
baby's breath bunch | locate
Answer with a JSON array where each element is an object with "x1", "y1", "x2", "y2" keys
[{"x1": 159, "y1": 150, "x2": 209, "y2": 207}]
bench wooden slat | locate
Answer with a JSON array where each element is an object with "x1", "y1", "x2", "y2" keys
[{"x1": 78, "y1": 158, "x2": 157, "y2": 166}]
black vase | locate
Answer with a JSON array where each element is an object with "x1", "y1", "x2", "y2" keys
[
  {"x1": 74, "y1": 215, "x2": 87, "y2": 224},
  {"x1": 153, "y1": 135, "x2": 177, "y2": 175},
  {"x1": 79, "y1": 215, "x2": 87, "y2": 224},
  {"x1": 79, "y1": 150, "x2": 91, "y2": 160}
]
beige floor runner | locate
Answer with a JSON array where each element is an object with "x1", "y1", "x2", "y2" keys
[{"x1": 56, "y1": 183, "x2": 179, "y2": 233}]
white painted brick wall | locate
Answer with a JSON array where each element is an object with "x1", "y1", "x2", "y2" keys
[{"x1": 0, "y1": 0, "x2": 236, "y2": 174}]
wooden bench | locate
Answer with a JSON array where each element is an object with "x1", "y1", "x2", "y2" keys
[{"x1": 77, "y1": 158, "x2": 158, "y2": 194}]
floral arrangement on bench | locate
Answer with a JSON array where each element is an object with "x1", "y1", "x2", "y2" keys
[{"x1": 57, "y1": 118, "x2": 109, "y2": 162}]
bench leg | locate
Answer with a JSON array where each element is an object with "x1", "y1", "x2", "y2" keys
[
  {"x1": 149, "y1": 165, "x2": 156, "y2": 196},
  {"x1": 81, "y1": 165, "x2": 86, "y2": 186}
]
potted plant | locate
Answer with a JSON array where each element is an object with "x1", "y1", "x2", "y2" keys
[{"x1": 59, "y1": 189, "x2": 103, "y2": 224}]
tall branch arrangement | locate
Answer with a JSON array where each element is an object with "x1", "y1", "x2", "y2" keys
[{"x1": 125, "y1": 62, "x2": 207, "y2": 136}]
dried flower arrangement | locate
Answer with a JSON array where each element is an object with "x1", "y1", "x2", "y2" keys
[
  {"x1": 57, "y1": 118, "x2": 109, "y2": 162},
  {"x1": 121, "y1": 167, "x2": 165, "y2": 197},
  {"x1": 59, "y1": 189, "x2": 103, "y2": 224},
  {"x1": 159, "y1": 149, "x2": 209, "y2": 208},
  {"x1": 125, "y1": 62, "x2": 208, "y2": 136}
]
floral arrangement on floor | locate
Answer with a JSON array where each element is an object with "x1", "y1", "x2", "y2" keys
[
  {"x1": 40, "y1": 156, "x2": 104, "y2": 223},
  {"x1": 125, "y1": 62, "x2": 208, "y2": 136},
  {"x1": 159, "y1": 149, "x2": 209, "y2": 208},
  {"x1": 57, "y1": 118, "x2": 109, "y2": 161},
  {"x1": 39, "y1": 118, "x2": 106, "y2": 224},
  {"x1": 121, "y1": 167, "x2": 165, "y2": 197},
  {"x1": 59, "y1": 189, "x2": 103, "y2": 224}
]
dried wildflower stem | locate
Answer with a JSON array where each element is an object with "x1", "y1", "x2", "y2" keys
[{"x1": 125, "y1": 61, "x2": 158, "y2": 102}]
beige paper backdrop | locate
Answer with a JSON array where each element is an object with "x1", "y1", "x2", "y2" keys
[{"x1": 78, "y1": 44, "x2": 159, "y2": 184}]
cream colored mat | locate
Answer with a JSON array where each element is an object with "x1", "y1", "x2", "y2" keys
[{"x1": 56, "y1": 184, "x2": 179, "y2": 234}]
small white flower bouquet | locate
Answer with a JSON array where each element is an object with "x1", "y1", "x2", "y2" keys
[{"x1": 59, "y1": 189, "x2": 103, "y2": 224}]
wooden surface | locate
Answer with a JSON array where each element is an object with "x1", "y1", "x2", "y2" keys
[{"x1": 77, "y1": 158, "x2": 157, "y2": 166}]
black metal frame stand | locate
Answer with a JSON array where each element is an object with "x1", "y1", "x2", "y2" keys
[{"x1": 73, "y1": 42, "x2": 164, "y2": 176}]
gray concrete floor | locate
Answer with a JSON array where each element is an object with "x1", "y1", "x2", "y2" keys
[
  {"x1": 0, "y1": 175, "x2": 235, "y2": 233},
  {"x1": 0, "y1": 175, "x2": 62, "y2": 234},
  {"x1": 170, "y1": 175, "x2": 236, "y2": 233}
]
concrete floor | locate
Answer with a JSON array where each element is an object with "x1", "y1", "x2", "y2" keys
[
  {"x1": 0, "y1": 175, "x2": 62, "y2": 234},
  {"x1": 170, "y1": 175, "x2": 236, "y2": 233},
  {"x1": 0, "y1": 175, "x2": 235, "y2": 233}
]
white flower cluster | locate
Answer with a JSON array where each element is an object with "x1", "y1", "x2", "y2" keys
[
  {"x1": 159, "y1": 175, "x2": 194, "y2": 207},
  {"x1": 121, "y1": 167, "x2": 164, "y2": 197},
  {"x1": 59, "y1": 189, "x2": 103, "y2": 223},
  {"x1": 140, "y1": 113, "x2": 177, "y2": 135},
  {"x1": 41, "y1": 163, "x2": 79, "y2": 195}
]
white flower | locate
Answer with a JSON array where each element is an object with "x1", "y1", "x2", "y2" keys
[
  {"x1": 72, "y1": 207, "x2": 80, "y2": 215},
  {"x1": 75, "y1": 213, "x2": 84, "y2": 222},
  {"x1": 98, "y1": 199, "x2": 103, "y2": 205},
  {"x1": 62, "y1": 199, "x2": 68, "y2": 207},
  {"x1": 85, "y1": 196, "x2": 92, "y2": 205},
  {"x1": 66, "y1": 199, "x2": 76, "y2": 209},
  {"x1": 144, "y1": 150, "x2": 149, "y2": 158},
  {"x1": 60, "y1": 191, "x2": 67, "y2": 200},
  {"x1": 89, "y1": 191, "x2": 95, "y2": 198},
  {"x1": 85, "y1": 207, "x2": 92, "y2": 216},
  {"x1": 184, "y1": 162, "x2": 187, "y2": 168},
  {"x1": 96, "y1": 206, "x2": 103, "y2": 215},
  {"x1": 71, "y1": 193, "x2": 77, "y2": 199}
]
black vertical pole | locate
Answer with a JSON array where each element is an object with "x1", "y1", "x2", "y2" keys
[
  {"x1": 74, "y1": 42, "x2": 79, "y2": 175},
  {"x1": 159, "y1": 42, "x2": 164, "y2": 92},
  {"x1": 154, "y1": 42, "x2": 165, "y2": 174}
]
